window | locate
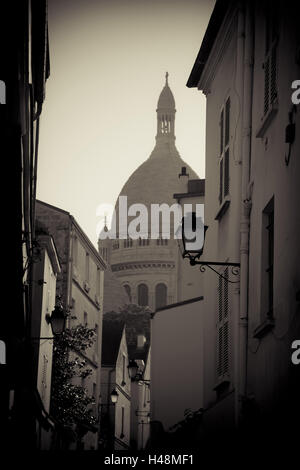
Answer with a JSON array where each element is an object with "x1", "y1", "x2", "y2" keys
[
  {"x1": 41, "y1": 354, "x2": 48, "y2": 401},
  {"x1": 96, "y1": 267, "x2": 101, "y2": 296},
  {"x1": 92, "y1": 382, "x2": 97, "y2": 415},
  {"x1": 217, "y1": 269, "x2": 230, "y2": 380},
  {"x1": 73, "y1": 236, "x2": 78, "y2": 266},
  {"x1": 156, "y1": 237, "x2": 168, "y2": 246},
  {"x1": 95, "y1": 323, "x2": 99, "y2": 353},
  {"x1": 219, "y1": 98, "x2": 230, "y2": 205},
  {"x1": 261, "y1": 197, "x2": 274, "y2": 318},
  {"x1": 112, "y1": 241, "x2": 119, "y2": 250},
  {"x1": 139, "y1": 237, "x2": 149, "y2": 246},
  {"x1": 263, "y1": 2, "x2": 278, "y2": 116},
  {"x1": 124, "y1": 238, "x2": 133, "y2": 248},
  {"x1": 120, "y1": 407, "x2": 125, "y2": 438},
  {"x1": 124, "y1": 284, "x2": 131, "y2": 302},
  {"x1": 85, "y1": 253, "x2": 90, "y2": 282},
  {"x1": 122, "y1": 354, "x2": 126, "y2": 385},
  {"x1": 155, "y1": 283, "x2": 167, "y2": 310},
  {"x1": 0, "y1": 79, "x2": 6, "y2": 104},
  {"x1": 138, "y1": 284, "x2": 148, "y2": 307}
]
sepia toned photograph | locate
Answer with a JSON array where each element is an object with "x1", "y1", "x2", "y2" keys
[{"x1": 1, "y1": 0, "x2": 300, "y2": 462}]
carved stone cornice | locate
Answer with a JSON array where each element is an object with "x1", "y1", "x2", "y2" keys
[{"x1": 111, "y1": 261, "x2": 175, "y2": 272}]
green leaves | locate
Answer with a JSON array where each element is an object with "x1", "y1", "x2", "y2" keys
[{"x1": 51, "y1": 322, "x2": 97, "y2": 428}]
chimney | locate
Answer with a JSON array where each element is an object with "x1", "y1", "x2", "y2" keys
[{"x1": 178, "y1": 166, "x2": 189, "y2": 192}]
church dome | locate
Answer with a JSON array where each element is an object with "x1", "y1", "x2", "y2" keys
[
  {"x1": 116, "y1": 73, "x2": 198, "y2": 214},
  {"x1": 99, "y1": 74, "x2": 200, "y2": 312},
  {"x1": 118, "y1": 153, "x2": 197, "y2": 211}
]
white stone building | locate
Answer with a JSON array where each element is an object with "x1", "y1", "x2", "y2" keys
[{"x1": 99, "y1": 75, "x2": 199, "y2": 312}]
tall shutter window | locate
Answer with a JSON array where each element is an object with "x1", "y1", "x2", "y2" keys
[
  {"x1": 220, "y1": 110, "x2": 224, "y2": 155},
  {"x1": 219, "y1": 160, "x2": 223, "y2": 205},
  {"x1": 41, "y1": 354, "x2": 48, "y2": 401},
  {"x1": 224, "y1": 149, "x2": 230, "y2": 197},
  {"x1": 217, "y1": 269, "x2": 230, "y2": 379},
  {"x1": 225, "y1": 98, "x2": 230, "y2": 146},
  {"x1": 263, "y1": 2, "x2": 278, "y2": 116},
  {"x1": 218, "y1": 98, "x2": 230, "y2": 205}
]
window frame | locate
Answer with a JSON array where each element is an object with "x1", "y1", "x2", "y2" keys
[{"x1": 218, "y1": 97, "x2": 230, "y2": 206}]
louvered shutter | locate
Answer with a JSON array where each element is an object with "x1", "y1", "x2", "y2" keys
[
  {"x1": 264, "y1": 57, "x2": 270, "y2": 115},
  {"x1": 224, "y1": 149, "x2": 229, "y2": 197},
  {"x1": 217, "y1": 277, "x2": 223, "y2": 377},
  {"x1": 219, "y1": 159, "x2": 223, "y2": 205},
  {"x1": 225, "y1": 98, "x2": 230, "y2": 146},
  {"x1": 223, "y1": 268, "x2": 229, "y2": 374},
  {"x1": 217, "y1": 270, "x2": 230, "y2": 378},
  {"x1": 270, "y1": 43, "x2": 277, "y2": 104},
  {"x1": 220, "y1": 109, "x2": 224, "y2": 155}
]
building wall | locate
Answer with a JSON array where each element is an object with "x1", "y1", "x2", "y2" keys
[
  {"x1": 36, "y1": 249, "x2": 57, "y2": 414},
  {"x1": 130, "y1": 350, "x2": 151, "y2": 450},
  {"x1": 246, "y1": 1, "x2": 300, "y2": 424},
  {"x1": 189, "y1": 0, "x2": 300, "y2": 438},
  {"x1": 198, "y1": 7, "x2": 240, "y2": 429},
  {"x1": 100, "y1": 329, "x2": 131, "y2": 450},
  {"x1": 151, "y1": 298, "x2": 203, "y2": 431},
  {"x1": 114, "y1": 329, "x2": 131, "y2": 450},
  {"x1": 35, "y1": 201, "x2": 106, "y2": 449}
]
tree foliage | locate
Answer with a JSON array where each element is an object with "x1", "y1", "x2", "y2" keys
[{"x1": 51, "y1": 317, "x2": 98, "y2": 429}]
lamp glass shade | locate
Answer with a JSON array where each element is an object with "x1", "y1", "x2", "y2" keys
[
  {"x1": 181, "y1": 212, "x2": 208, "y2": 256},
  {"x1": 110, "y1": 389, "x2": 119, "y2": 404},
  {"x1": 50, "y1": 305, "x2": 66, "y2": 336},
  {"x1": 127, "y1": 359, "x2": 139, "y2": 379}
]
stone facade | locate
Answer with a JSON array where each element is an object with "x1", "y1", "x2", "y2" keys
[{"x1": 36, "y1": 200, "x2": 106, "y2": 450}]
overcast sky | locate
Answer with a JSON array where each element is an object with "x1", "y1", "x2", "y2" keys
[{"x1": 37, "y1": 0, "x2": 215, "y2": 247}]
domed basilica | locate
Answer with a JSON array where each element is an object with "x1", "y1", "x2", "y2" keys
[{"x1": 99, "y1": 74, "x2": 198, "y2": 312}]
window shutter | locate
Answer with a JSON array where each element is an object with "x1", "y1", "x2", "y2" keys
[
  {"x1": 217, "y1": 326, "x2": 223, "y2": 377},
  {"x1": 224, "y1": 268, "x2": 229, "y2": 317},
  {"x1": 217, "y1": 271, "x2": 230, "y2": 379},
  {"x1": 223, "y1": 321, "x2": 229, "y2": 374},
  {"x1": 217, "y1": 277, "x2": 223, "y2": 377},
  {"x1": 224, "y1": 149, "x2": 229, "y2": 197},
  {"x1": 220, "y1": 110, "x2": 224, "y2": 155},
  {"x1": 219, "y1": 159, "x2": 223, "y2": 205},
  {"x1": 270, "y1": 44, "x2": 277, "y2": 104},
  {"x1": 218, "y1": 276, "x2": 223, "y2": 322},
  {"x1": 264, "y1": 57, "x2": 270, "y2": 115},
  {"x1": 225, "y1": 98, "x2": 230, "y2": 146}
]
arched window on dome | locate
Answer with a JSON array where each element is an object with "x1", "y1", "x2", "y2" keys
[
  {"x1": 155, "y1": 283, "x2": 167, "y2": 310},
  {"x1": 138, "y1": 283, "x2": 148, "y2": 307},
  {"x1": 124, "y1": 284, "x2": 131, "y2": 302}
]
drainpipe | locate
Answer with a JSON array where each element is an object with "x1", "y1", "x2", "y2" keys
[
  {"x1": 238, "y1": 0, "x2": 254, "y2": 427},
  {"x1": 233, "y1": 2, "x2": 245, "y2": 428}
]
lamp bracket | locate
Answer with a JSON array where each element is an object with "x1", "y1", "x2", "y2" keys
[{"x1": 185, "y1": 256, "x2": 240, "y2": 283}]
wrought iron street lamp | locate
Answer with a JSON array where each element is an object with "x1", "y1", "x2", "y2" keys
[
  {"x1": 110, "y1": 389, "x2": 119, "y2": 404},
  {"x1": 45, "y1": 304, "x2": 66, "y2": 336},
  {"x1": 31, "y1": 305, "x2": 67, "y2": 340},
  {"x1": 177, "y1": 212, "x2": 240, "y2": 283},
  {"x1": 128, "y1": 359, "x2": 150, "y2": 384}
]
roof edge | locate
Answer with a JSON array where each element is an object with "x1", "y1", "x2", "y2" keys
[{"x1": 186, "y1": 0, "x2": 231, "y2": 88}]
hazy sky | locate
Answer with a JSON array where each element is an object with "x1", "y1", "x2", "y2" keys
[{"x1": 37, "y1": 0, "x2": 215, "y2": 247}]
